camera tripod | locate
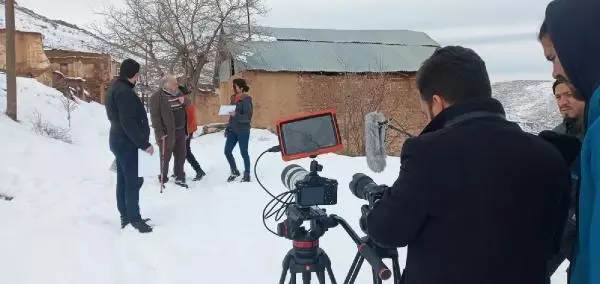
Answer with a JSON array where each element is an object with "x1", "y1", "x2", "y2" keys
[{"x1": 277, "y1": 207, "x2": 399, "y2": 284}]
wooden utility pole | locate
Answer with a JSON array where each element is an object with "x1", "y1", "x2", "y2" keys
[{"x1": 5, "y1": 0, "x2": 17, "y2": 121}]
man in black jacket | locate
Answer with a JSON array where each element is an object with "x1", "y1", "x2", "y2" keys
[
  {"x1": 365, "y1": 46, "x2": 571, "y2": 284},
  {"x1": 105, "y1": 59, "x2": 154, "y2": 233}
]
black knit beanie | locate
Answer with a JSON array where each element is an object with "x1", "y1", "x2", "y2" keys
[{"x1": 119, "y1": 59, "x2": 141, "y2": 79}]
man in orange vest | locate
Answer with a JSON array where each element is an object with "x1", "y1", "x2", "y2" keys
[{"x1": 180, "y1": 85, "x2": 206, "y2": 181}]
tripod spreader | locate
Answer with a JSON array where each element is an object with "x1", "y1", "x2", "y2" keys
[{"x1": 329, "y1": 215, "x2": 392, "y2": 280}]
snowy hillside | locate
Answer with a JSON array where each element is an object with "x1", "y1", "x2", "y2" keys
[
  {"x1": 493, "y1": 80, "x2": 561, "y2": 133},
  {"x1": 0, "y1": 0, "x2": 140, "y2": 61},
  {"x1": 0, "y1": 76, "x2": 568, "y2": 284}
]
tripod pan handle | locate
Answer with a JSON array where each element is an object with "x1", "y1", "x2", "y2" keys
[{"x1": 358, "y1": 243, "x2": 392, "y2": 280}]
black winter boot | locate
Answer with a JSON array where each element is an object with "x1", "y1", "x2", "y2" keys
[
  {"x1": 121, "y1": 217, "x2": 150, "y2": 229},
  {"x1": 131, "y1": 220, "x2": 153, "y2": 233},
  {"x1": 193, "y1": 169, "x2": 206, "y2": 181},
  {"x1": 174, "y1": 178, "x2": 189, "y2": 188},
  {"x1": 227, "y1": 169, "x2": 240, "y2": 182},
  {"x1": 120, "y1": 217, "x2": 129, "y2": 229},
  {"x1": 241, "y1": 172, "x2": 251, "y2": 182}
]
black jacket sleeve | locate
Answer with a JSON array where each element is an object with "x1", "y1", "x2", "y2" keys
[
  {"x1": 366, "y1": 138, "x2": 430, "y2": 248},
  {"x1": 117, "y1": 90, "x2": 151, "y2": 150}
]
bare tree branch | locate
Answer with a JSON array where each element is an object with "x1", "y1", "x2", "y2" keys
[{"x1": 95, "y1": 0, "x2": 265, "y2": 99}]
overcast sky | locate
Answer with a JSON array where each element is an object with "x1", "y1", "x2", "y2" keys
[{"x1": 17, "y1": 0, "x2": 554, "y2": 82}]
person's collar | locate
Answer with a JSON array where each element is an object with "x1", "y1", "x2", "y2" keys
[
  {"x1": 420, "y1": 97, "x2": 506, "y2": 135},
  {"x1": 118, "y1": 77, "x2": 135, "y2": 88}
]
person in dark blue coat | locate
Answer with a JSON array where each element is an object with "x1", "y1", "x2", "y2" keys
[
  {"x1": 224, "y1": 78, "x2": 253, "y2": 182},
  {"x1": 105, "y1": 59, "x2": 154, "y2": 233},
  {"x1": 545, "y1": 0, "x2": 600, "y2": 283}
]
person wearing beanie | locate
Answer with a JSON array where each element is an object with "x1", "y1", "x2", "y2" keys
[
  {"x1": 104, "y1": 58, "x2": 153, "y2": 233},
  {"x1": 178, "y1": 85, "x2": 206, "y2": 181}
]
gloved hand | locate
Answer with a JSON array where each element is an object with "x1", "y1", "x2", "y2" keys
[
  {"x1": 359, "y1": 204, "x2": 370, "y2": 235},
  {"x1": 538, "y1": 130, "x2": 582, "y2": 166}
]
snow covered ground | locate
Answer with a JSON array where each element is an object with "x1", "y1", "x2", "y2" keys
[{"x1": 0, "y1": 75, "x2": 568, "y2": 283}]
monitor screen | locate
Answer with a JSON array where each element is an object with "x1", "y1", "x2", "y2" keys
[{"x1": 280, "y1": 113, "x2": 338, "y2": 156}]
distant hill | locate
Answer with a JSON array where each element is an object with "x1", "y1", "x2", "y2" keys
[
  {"x1": 492, "y1": 80, "x2": 562, "y2": 133},
  {"x1": 0, "y1": 0, "x2": 141, "y2": 61}
]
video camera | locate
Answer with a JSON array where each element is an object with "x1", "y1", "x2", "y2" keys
[{"x1": 253, "y1": 110, "x2": 401, "y2": 284}]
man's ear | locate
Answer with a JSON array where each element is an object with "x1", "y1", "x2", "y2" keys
[{"x1": 431, "y1": 94, "x2": 449, "y2": 108}]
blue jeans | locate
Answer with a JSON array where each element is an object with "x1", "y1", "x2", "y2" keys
[
  {"x1": 109, "y1": 140, "x2": 143, "y2": 222},
  {"x1": 224, "y1": 130, "x2": 250, "y2": 174}
]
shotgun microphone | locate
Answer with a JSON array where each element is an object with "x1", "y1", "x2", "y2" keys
[
  {"x1": 365, "y1": 112, "x2": 416, "y2": 173},
  {"x1": 365, "y1": 112, "x2": 388, "y2": 173}
]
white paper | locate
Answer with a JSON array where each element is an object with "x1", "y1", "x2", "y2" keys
[
  {"x1": 138, "y1": 149, "x2": 160, "y2": 177},
  {"x1": 218, "y1": 105, "x2": 236, "y2": 116}
]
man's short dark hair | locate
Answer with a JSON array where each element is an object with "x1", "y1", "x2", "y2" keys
[
  {"x1": 417, "y1": 46, "x2": 492, "y2": 103},
  {"x1": 538, "y1": 20, "x2": 548, "y2": 41},
  {"x1": 119, "y1": 58, "x2": 141, "y2": 79},
  {"x1": 552, "y1": 76, "x2": 567, "y2": 94}
]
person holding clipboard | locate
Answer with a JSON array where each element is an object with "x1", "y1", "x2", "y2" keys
[{"x1": 224, "y1": 78, "x2": 253, "y2": 182}]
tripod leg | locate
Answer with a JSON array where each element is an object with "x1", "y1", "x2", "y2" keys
[
  {"x1": 320, "y1": 250, "x2": 337, "y2": 284},
  {"x1": 344, "y1": 252, "x2": 361, "y2": 284},
  {"x1": 326, "y1": 264, "x2": 338, "y2": 284},
  {"x1": 302, "y1": 272, "x2": 311, "y2": 284},
  {"x1": 317, "y1": 271, "x2": 326, "y2": 284},
  {"x1": 280, "y1": 253, "x2": 292, "y2": 284},
  {"x1": 346, "y1": 256, "x2": 364, "y2": 284},
  {"x1": 289, "y1": 272, "x2": 297, "y2": 284},
  {"x1": 392, "y1": 257, "x2": 402, "y2": 284}
]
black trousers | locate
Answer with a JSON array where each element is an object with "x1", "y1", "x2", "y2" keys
[
  {"x1": 186, "y1": 131, "x2": 204, "y2": 174},
  {"x1": 110, "y1": 140, "x2": 143, "y2": 222}
]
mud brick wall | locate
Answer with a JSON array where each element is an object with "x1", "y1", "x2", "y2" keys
[
  {"x1": 0, "y1": 29, "x2": 51, "y2": 77},
  {"x1": 203, "y1": 71, "x2": 427, "y2": 156}
]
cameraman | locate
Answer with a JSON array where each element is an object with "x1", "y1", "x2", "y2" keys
[{"x1": 364, "y1": 46, "x2": 571, "y2": 284}]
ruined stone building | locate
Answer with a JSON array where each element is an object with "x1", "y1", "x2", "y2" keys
[{"x1": 45, "y1": 49, "x2": 118, "y2": 103}]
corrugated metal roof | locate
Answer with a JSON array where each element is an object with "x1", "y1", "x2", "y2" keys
[
  {"x1": 254, "y1": 27, "x2": 439, "y2": 46},
  {"x1": 218, "y1": 27, "x2": 440, "y2": 82}
]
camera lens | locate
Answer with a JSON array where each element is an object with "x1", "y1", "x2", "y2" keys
[{"x1": 281, "y1": 164, "x2": 309, "y2": 191}]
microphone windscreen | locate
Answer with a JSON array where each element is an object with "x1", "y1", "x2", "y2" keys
[{"x1": 365, "y1": 112, "x2": 388, "y2": 172}]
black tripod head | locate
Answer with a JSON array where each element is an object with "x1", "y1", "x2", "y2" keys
[{"x1": 277, "y1": 206, "x2": 337, "y2": 243}]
